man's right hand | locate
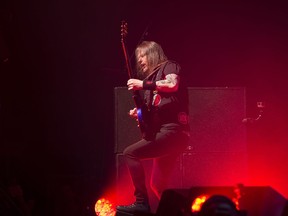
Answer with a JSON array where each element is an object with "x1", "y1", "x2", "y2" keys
[{"x1": 128, "y1": 108, "x2": 138, "y2": 119}]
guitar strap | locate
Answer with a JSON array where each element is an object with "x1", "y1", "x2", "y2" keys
[{"x1": 144, "y1": 60, "x2": 168, "y2": 80}]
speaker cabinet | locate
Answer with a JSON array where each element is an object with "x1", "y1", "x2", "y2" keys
[
  {"x1": 188, "y1": 87, "x2": 247, "y2": 152},
  {"x1": 182, "y1": 151, "x2": 248, "y2": 187},
  {"x1": 114, "y1": 87, "x2": 247, "y2": 153}
]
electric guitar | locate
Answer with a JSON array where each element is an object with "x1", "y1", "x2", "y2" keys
[{"x1": 120, "y1": 20, "x2": 150, "y2": 139}]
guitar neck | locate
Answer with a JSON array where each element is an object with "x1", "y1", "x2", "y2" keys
[{"x1": 121, "y1": 42, "x2": 133, "y2": 79}]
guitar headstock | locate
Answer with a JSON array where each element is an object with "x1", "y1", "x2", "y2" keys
[
  {"x1": 121, "y1": 20, "x2": 128, "y2": 42},
  {"x1": 120, "y1": 20, "x2": 133, "y2": 78}
]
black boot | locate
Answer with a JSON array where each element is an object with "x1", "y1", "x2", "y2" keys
[{"x1": 116, "y1": 202, "x2": 151, "y2": 213}]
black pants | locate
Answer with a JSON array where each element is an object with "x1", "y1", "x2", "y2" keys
[{"x1": 123, "y1": 123, "x2": 190, "y2": 204}]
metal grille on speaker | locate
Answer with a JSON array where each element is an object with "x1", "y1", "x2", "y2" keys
[
  {"x1": 188, "y1": 87, "x2": 247, "y2": 152},
  {"x1": 114, "y1": 87, "x2": 142, "y2": 153}
]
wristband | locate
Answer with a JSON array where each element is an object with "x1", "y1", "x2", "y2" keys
[{"x1": 143, "y1": 80, "x2": 156, "y2": 90}]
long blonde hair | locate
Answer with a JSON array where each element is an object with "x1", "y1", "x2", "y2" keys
[{"x1": 135, "y1": 41, "x2": 168, "y2": 77}]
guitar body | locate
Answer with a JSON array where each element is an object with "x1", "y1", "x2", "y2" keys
[{"x1": 132, "y1": 90, "x2": 151, "y2": 139}]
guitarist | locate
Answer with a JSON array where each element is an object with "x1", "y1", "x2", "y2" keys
[{"x1": 116, "y1": 41, "x2": 190, "y2": 214}]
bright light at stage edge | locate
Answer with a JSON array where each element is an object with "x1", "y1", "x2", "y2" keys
[
  {"x1": 191, "y1": 194, "x2": 240, "y2": 213},
  {"x1": 191, "y1": 195, "x2": 209, "y2": 213},
  {"x1": 95, "y1": 198, "x2": 116, "y2": 216}
]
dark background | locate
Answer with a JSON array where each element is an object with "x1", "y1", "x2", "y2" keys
[{"x1": 1, "y1": 0, "x2": 288, "y2": 215}]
